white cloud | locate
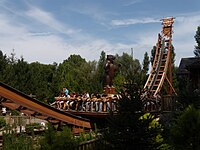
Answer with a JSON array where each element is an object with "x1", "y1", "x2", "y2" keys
[
  {"x1": 111, "y1": 17, "x2": 160, "y2": 26},
  {"x1": 173, "y1": 14, "x2": 200, "y2": 65},
  {"x1": 26, "y1": 6, "x2": 80, "y2": 35},
  {"x1": 123, "y1": 0, "x2": 144, "y2": 6},
  {"x1": 112, "y1": 14, "x2": 200, "y2": 66},
  {"x1": 0, "y1": 0, "x2": 200, "y2": 68}
]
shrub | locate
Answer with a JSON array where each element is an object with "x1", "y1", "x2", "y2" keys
[
  {"x1": 26, "y1": 123, "x2": 43, "y2": 134},
  {"x1": 2, "y1": 132, "x2": 34, "y2": 150},
  {"x1": 0, "y1": 117, "x2": 6, "y2": 128},
  {"x1": 170, "y1": 105, "x2": 200, "y2": 149},
  {"x1": 39, "y1": 124, "x2": 78, "y2": 150}
]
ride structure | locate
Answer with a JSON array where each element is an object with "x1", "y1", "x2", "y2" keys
[
  {"x1": 0, "y1": 17, "x2": 177, "y2": 134},
  {"x1": 142, "y1": 17, "x2": 176, "y2": 111},
  {"x1": 144, "y1": 17, "x2": 175, "y2": 96},
  {"x1": 0, "y1": 82, "x2": 92, "y2": 133}
]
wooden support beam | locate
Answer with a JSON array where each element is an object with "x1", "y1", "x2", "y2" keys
[
  {"x1": 20, "y1": 109, "x2": 35, "y2": 115},
  {"x1": 1, "y1": 101, "x2": 20, "y2": 110}
]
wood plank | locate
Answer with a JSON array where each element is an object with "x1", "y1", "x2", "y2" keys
[
  {"x1": 48, "y1": 119, "x2": 59, "y2": 123},
  {"x1": 72, "y1": 127, "x2": 84, "y2": 134},
  {"x1": 34, "y1": 115, "x2": 48, "y2": 120},
  {"x1": 1, "y1": 102, "x2": 20, "y2": 110},
  {"x1": 20, "y1": 109, "x2": 35, "y2": 115},
  {"x1": 0, "y1": 83, "x2": 92, "y2": 129}
]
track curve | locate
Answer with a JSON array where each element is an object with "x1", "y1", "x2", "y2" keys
[{"x1": 144, "y1": 17, "x2": 175, "y2": 97}]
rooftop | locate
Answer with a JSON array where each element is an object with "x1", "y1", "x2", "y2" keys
[{"x1": 178, "y1": 57, "x2": 200, "y2": 75}]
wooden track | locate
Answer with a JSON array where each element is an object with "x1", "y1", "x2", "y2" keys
[
  {"x1": 0, "y1": 82, "x2": 92, "y2": 129},
  {"x1": 144, "y1": 17, "x2": 175, "y2": 97}
]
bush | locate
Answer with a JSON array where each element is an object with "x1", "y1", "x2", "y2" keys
[
  {"x1": 26, "y1": 123, "x2": 43, "y2": 134},
  {"x1": 39, "y1": 124, "x2": 78, "y2": 150},
  {"x1": 169, "y1": 105, "x2": 200, "y2": 149},
  {"x1": 2, "y1": 132, "x2": 34, "y2": 150},
  {"x1": 0, "y1": 117, "x2": 6, "y2": 128},
  {"x1": 101, "y1": 83, "x2": 165, "y2": 150}
]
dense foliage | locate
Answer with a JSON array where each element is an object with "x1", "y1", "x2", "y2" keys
[
  {"x1": 0, "y1": 50, "x2": 145, "y2": 103},
  {"x1": 194, "y1": 26, "x2": 200, "y2": 57},
  {"x1": 3, "y1": 133, "x2": 34, "y2": 150},
  {"x1": 102, "y1": 80, "x2": 164, "y2": 150},
  {"x1": 0, "y1": 117, "x2": 6, "y2": 128},
  {"x1": 2, "y1": 123, "x2": 97, "y2": 150},
  {"x1": 39, "y1": 125, "x2": 78, "y2": 150},
  {"x1": 169, "y1": 106, "x2": 200, "y2": 150}
]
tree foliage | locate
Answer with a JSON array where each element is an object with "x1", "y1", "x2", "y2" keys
[
  {"x1": 90, "y1": 51, "x2": 105, "y2": 93},
  {"x1": 141, "y1": 52, "x2": 150, "y2": 86},
  {"x1": 142, "y1": 52, "x2": 150, "y2": 75},
  {"x1": 0, "y1": 117, "x2": 6, "y2": 128},
  {"x1": 194, "y1": 26, "x2": 200, "y2": 57},
  {"x1": 169, "y1": 105, "x2": 200, "y2": 149},
  {"x1": 40, "y1": 124, "x2": 78, "y2": 150},
  {"x1": 0, "y1": 50, "x2": 143, "y2": 102},
  {"x1": 2, "y1": 132, "x2": 34, "y2": 150},
  {"x1": 102, "y1": 77, "x2": 163, "y2": 150},
  {"x1": 150, "y1": 46, "x2": 156, "y2": 66},
  {"x1": 115, "y1": 53, "x2": 141, "y2": 86}
]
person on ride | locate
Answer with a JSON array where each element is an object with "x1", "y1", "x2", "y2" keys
[{"x1": 64, "y1": 88, "x2": 69, "y2": 97}]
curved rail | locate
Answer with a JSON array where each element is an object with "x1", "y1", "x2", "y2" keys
[
  {"x1": 0, "y1": 82, "x2": 92, "y2": 129},
  {"x1": 144, "y1": 38, "x2": 169, "y2": 96},
  {"x1": 143, "y1": 17, "x2": 175, "y2": 97}
]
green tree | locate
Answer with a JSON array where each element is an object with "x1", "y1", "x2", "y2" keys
[
  {"x1": 2, "y1": 132, "x2": 34, "y2": 150},
  {"x1": 0, "y1": 50, "x2": 9, "y2": 81},
  {"x1": 141, "y1": 52, "x2": 150, "y2": 86},
  {"x1": 102, "y1": 81, "x2": 163, "y2": 149},
  {"x1": 115, "y1": 53, "x2": 142, "y2": 86},
  {"x1": 169, "y1": 105, "x2": 200, "y2": 149},
  {"x1": 0, "y1": 117, "x2": 6, "y2": 128},
  {"x1": 27, "y1": 62, "x2": 56, "y2": 101},
  {"x1": 113, "y1": 74, "x2": 126, "y2": 92},
  {"x1": 177, "y1": 74, "x2": 200, "y2": 109},
  {"x1": 150, "y1": 46, "x2": 156, "y2": 66},
  {"x1": 55, "y1": 54, "x2": 94, "y2": 93},
  {"x1": 94, "y1": 51, "x2": 106, "y2": 92},
  {"x1": 2, "y1": 56, "x2": 30, "y2": 91},
  {"x1": 85, "y1": 60, "x2": 100, "y2": 93},
  {"x1": 194, "y1": 26, "x2": 200, "y2": 57},
  {"x1": 142, "y1": 52, "x2": 150, "y2": 75},
  {"x1": 39, "y1": 124, "x2": 78, "y2": 150}
]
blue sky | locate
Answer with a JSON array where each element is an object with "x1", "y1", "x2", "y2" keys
[{"x1": 0, "y1": 0, "x2": 200, "y2": 66}]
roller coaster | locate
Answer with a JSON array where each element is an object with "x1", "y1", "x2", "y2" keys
[
  {"x1": 142, "y1": 17, "x2": 176, "y2": 111},
  {"x1": 144, "y1": 17, "x2": 176, "y2": 96},
  {"x1": 0, "y1": 17, "x2": 176, "y2": 132}
]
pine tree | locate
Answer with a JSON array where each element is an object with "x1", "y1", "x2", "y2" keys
[
  {"x1": 142, "y1": 52, "x2": 150, "y2": 75},
  {"x1": 194, "y1": 26, "x2": 200, "y2": 57},
  {"x1": 150, "y1": 46, "x2": 156, "y2": 66},
  {"x1": 170, "y1": 106, "x2": 200, "y2": 149},
  {"x1": 102, "y1": 79, "x2": 164, "y2": 149}
]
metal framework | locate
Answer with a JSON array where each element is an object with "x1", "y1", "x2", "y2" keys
[{"x1": 144, "y1": 17, "x2": 176, "y2": 97}]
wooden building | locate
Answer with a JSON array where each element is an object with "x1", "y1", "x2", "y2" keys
[{"x1": 178, "y1": 57, "x2": 200, "y2": 90}]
